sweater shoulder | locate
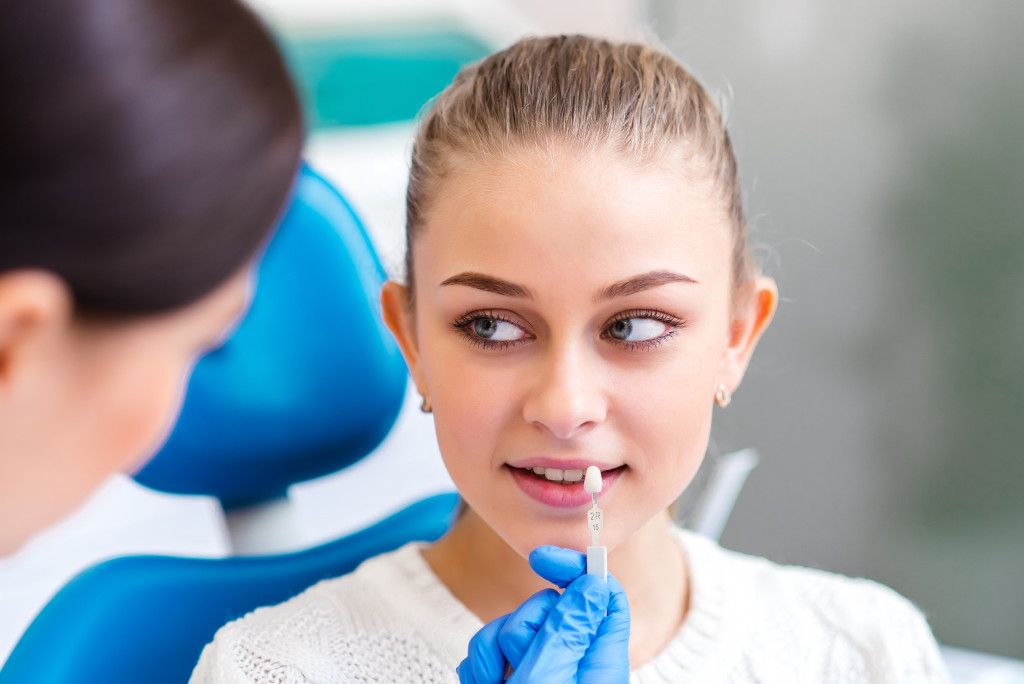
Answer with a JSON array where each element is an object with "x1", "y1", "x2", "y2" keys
[
  {"x1": 674, "y1": 530, "x2": 950, "y2": 682},
  {"x1": 206, "y1": 542, "x2": 422, "y2": 637},
  {"x1": 189, "y1": 544, "x2": 458, "y2": 684},
  {"x1": 707, "y1": 537, "x2": 928, "y2": 631}
]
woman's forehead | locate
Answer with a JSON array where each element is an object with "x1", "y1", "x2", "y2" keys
[{"x1": 417, "y1": 150, "x2": 733, "y2": 288}]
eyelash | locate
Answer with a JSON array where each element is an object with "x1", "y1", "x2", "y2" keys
[
  {"x1": 451, "y1": 310, "x2": 528, "y2": 351},
  {"x1": 603, "y1": 309, "x2": 685, "y2": 351},
  {"x1": 450, "y1": 308, "x2": 685, "y2": 351}
]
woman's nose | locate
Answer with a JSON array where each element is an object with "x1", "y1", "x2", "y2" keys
[{"x1": 521, "y1": 344, "x2": 607, "y2": 440}]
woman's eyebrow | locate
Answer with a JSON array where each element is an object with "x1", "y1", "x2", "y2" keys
[
  {"x1": 438, "y1": 269, "x2": 696, "y2": 301},
  {"x1": 440, "y1": 272, "x2": 533, "y2": 299},
  {"x1": 595, "y1": 270, "x2": 698, "y2": 301}
]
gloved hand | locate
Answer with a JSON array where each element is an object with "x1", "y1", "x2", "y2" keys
[{"x1": 456, "y1": 546, "x2": 631, "y2": 683}]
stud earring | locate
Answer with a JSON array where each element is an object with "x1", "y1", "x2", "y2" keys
[
  {"x1": 420, "y1": 394, "x2": 432, "y2": 413},
  {"x1": 714, "y1": 383, "x2": 732, "y2": 408}
]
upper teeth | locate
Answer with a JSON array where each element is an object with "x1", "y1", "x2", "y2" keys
[{"x1": 527, "y1": 466, "x2": 585, "y2": 482}]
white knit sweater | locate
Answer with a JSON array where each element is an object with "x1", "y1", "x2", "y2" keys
[{"x1": 190, "y1": 527, "x2": 950, "y2": 683}]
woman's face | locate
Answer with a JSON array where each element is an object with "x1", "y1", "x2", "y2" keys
[
  {"x1": 386, "y1": 145, "x2": 774, "y2": 557},
  {"x1": 0, "y1": 267, "x2": 252, "y2": 555}
]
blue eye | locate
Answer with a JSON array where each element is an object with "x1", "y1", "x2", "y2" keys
[
  {"x1": 603, "y1": 310, "x2": 684, "y2": 349},
  {"x1": 607, "y1": 317, "x2": 670, "y2": 342},
  {"x1": 452, "y1": 311, "x2": 531, "y2": 349},
  {"x1": 472, "y1": 318, "x2": 525, "y2": 341},
  {"x1": 472, "y1": 318, "x2": 497, "y2": 338}
]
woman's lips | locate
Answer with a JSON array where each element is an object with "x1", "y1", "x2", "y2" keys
[{"x1": 507, "y1": 464, "x2": 625, "y2": 508}]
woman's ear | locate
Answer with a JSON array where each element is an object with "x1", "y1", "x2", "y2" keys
[
  {"x1": 380, "y1": 280, "x2": 429, "y2": 396},
  {"x1": 717, "y1": 276, "x2": 778, "y2": 396},
  {"x1": 0, "y1": 270, "x2": 73, "y2": 390}
]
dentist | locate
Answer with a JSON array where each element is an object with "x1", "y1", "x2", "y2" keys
[{"x1": 0, "y1": 0, "x2": 304, "y2": 555}]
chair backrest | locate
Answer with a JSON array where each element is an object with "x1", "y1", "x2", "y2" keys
[
  {"x1": 0, "y1": 494, "x2": 458, "y2": 684},
  {"x1": 0, "y1": 164, "x2": 459, "y2": 684},
  {"x1": 680, "y1": 448, "x2": 760, "y2": 541},
  {"x1": 133, "y1": 163, "x2": 407, "y2": 508}
]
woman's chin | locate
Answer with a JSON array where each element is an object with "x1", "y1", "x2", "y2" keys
[{"x1": 504, "y1": 526, "x2": 595, "y2": 558}]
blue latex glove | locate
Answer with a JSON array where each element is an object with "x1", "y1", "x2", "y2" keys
[{"x1": 457, "y1": 546, "x2": 631, "y2": 683}]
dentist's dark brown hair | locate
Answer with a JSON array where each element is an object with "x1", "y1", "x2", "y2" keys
[{"x1": 0, "y1": 0, "x2": 304, "y2": 314}]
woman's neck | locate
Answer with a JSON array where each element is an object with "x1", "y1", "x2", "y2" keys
[{"x1": 422, "y1": 508, "x2": 689, "y2": 668}]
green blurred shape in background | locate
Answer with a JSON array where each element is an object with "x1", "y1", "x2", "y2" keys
[{"x1": 279, "y1": 27, "x2": 492, "y2": 129}]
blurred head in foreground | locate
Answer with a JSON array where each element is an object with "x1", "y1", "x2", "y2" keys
[{"x1": 0, "y1": 0, "x2": 303, "y2": 555}]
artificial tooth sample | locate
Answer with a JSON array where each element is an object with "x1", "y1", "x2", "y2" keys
[{"x1": 584, "y1": 466, "x2": 607, "y2": 580}]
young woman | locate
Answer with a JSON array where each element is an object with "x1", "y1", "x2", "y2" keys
[
  {"x1": 192, "y1": 35, "x2": 950, "y2": 682},
  {"x1": 0, "y1": 0, "x2": 303, "y2": 556}
]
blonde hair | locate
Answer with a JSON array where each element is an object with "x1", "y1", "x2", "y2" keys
[{"x1": 405, "y1": 34, "x2": 755, "y2": 302}]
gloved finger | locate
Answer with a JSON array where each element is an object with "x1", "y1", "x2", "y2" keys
[
  {"x1": 588, "y1": 573, "x2": 629, "y2": 639},
  {"x1": 528, "y1": 546, "x2": 587, "y2": 588},
  {"x1": 496, "y1": 588, "x2": 559, "y2": 669},
  {"x1": 459, "y1": 614, "x2": 510, "y2": 684},
  {"x1": 510, "y1": 574, "x2": 610, "y2": 682},
  {"x1": 601, "y1": 573, "x2": 631, "y2": 641},
  {"x1": 456, "y1": 658, "x2": 473, "y2": 684},
  {"x1": 579, "y1": 573, "x2": 631, "y2": 681}
]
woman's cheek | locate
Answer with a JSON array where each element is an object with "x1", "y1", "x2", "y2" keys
[
  {"x1": 446, "y1": 374, "x2": 509, "y2": 461},
  {"x1": 628, "y1": 363, "x2": 715, "y2": 487}
]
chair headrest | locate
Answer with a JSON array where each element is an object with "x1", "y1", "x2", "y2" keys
[{"x1": 134, "y1": 164, "x2": 407, "y2": 508}]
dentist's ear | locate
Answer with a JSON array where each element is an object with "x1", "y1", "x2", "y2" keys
[
  {"x1": 0, "y1": 269, "x2": 72, "y2": 392},
  {"x1": 380, "y1": 281, "x2": 430, "y2": 399},
  {"x1": 716, "y1": 276, "x2": 778, "y2": 399}
]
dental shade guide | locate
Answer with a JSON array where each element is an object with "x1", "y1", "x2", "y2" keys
[{"x1": 584, "y1": 466, "x2": 607, "y2": 581}]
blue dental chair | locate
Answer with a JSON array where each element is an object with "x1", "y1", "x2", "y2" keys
[{"x1": 0, "y1": 165, "x2": 459, "y2": 684}]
